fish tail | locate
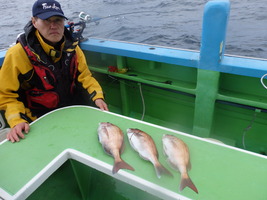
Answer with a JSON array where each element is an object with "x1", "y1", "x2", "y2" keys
[
  {"x1": 112, "y1": 159, "x2": 135, "y2": 174},
  {"x1": 180, "y1": 173, "x2": 198, "y2": 194},
  {"x1": 154, "y1": 163, "x2": 173, "y2": 178}
]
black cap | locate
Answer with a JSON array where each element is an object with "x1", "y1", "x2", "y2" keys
[{"x1": 32, "y1": 0, "x2": 68, "y2": 20}]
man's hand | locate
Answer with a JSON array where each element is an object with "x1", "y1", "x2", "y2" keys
[
  {"x1": 7, "y1": 122, "x2": 30, "y2": 143},
  {"x1": 95, "y1": 99, "x2": 109, "y2": 111}
]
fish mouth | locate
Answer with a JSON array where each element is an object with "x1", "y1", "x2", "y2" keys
[
  {"x1": 126, "y1": 128, "x2": 138, "y2": 137},
  {"x1": 127, "y1": 131, "x2": 134, "y2": 141},
  {"x1": 126, "y1": 128, "x2": 133, "y2": 133},
  {"x1": 163, "y1": 134, "x2": 172, "y2": 137},
  {"x1": 127, "y1": 131, "x2": 133, "y2": 137}
]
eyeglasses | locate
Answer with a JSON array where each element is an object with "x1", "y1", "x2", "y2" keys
[{"x1": 42, "y1": 17, "x2": 65, "y2": 25}]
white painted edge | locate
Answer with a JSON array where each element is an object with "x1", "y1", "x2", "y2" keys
[
  {"x1": 0, "y1": 139, "x2": 7, "y2": 145},
  {"x1": 2, "y1": 148, "x2": 190, "y2": 200},
  {"x1": 1, "y1": 105, "x2": 266, "y2": 199},
  {"x1": 2, "y1": 105, "x2": 265, "y2": 158},
  {"x1": 54, "y1": 106, "x2": 267, "y2": 159},
  {"x1": 0, "y1": 188, "x2": 12, "y2": 200}
]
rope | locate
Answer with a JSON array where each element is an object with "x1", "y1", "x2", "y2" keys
[
  {"x1": 260, "y1": 73, "x2": 267, "y2": 89},
  {"x1": 139, "y1": 83, "x2": 146, "y2": 121}
]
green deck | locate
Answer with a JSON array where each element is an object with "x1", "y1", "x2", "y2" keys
[
  {"x1": 0, "y1": 106, "x2": 266, "y2": 199},
  {"x1": 1, "y1": 1, "x2": 267, "y2": 199}
]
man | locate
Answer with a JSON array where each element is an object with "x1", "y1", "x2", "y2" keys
[{"x1": 0, "y1": 0, "x2": 108, "y2": 142}]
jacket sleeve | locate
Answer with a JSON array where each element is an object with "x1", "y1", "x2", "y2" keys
[
  {"x1": 0, "y1": 43, "x2": 36, "y2": 128},
  {"x1": 75, "y1": 46, "x2": 104, "y2": 101}
]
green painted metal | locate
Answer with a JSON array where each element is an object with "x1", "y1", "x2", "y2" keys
[
  {"x1": 119, "y1": 80, "x2": 130, "y2": 116},
  {"x1": 70, "y1": 160, "x2": 92, "y2": 200},
  {"x1": 193, "y1": 0, "x2": 229, "y2": 137},
  {"x1": 78, "y1": 0, "x2": 267, "y2": 154},
  {"x1": 89, "y1": 61, "x2": 267, "y2": 153},
  {"x1": 117, "y1": 56, "x2": 126, "y2": 70},
  {"x1": 193, "y1": 69, "x2": 220, "y2": 137},
  {"x1": 27, "y1": 161, "x2": 84, "y2": 200},
  {"x1": 218, "y1": 73, "x2": 267, "y2": 109},
  {"x1": 28, "y1": 160, "x2": 162, "y2": 200},
  {"x1": 1, "y1": 1, "x2": 267, "y2": 199},
  {"x1": 0, "y1": 106, "x2": 267, "y2": 200}
]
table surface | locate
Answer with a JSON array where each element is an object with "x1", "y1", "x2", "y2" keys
[{"x1": 0, "y1": 106, "x2": 266, "y2": 200}]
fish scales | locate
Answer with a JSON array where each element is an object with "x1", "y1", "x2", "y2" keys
[
  {"x1": 162, "y1": 134, "x2": 198, "y2": 194},
  {"x1": 97, "y1": 122, "x2": 135, "y2": 174},
  {"x1": 127, "y1": 128, "x2": 172, "y2": 178}
]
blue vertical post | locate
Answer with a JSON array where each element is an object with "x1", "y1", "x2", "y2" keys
[{"x1": 193, "y1": 0, "x2": 230, "y2": 137}]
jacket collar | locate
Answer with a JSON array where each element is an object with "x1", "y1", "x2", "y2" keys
[
  {"x1": 23, "y1": 21, "x2": 78, "y2": 63},
  {"x1": 35, "y1": 30, "x2": 64, "y2": 63}
]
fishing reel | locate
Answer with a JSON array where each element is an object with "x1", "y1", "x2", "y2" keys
[
  {"x1": 67, "y1": 11, "x2": 158, "y2": 43},
  {"x1": 67, "y1": 12, "x2": 92, "y2": 43},
  {"x1": 79, "y1": 12, "x2": 91, "y2": 22}
]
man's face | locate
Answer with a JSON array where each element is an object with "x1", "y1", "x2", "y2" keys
[{"x1": 32, "y1": 16, "x2": 65, "y2": 44}]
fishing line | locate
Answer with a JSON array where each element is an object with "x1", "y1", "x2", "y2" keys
[
  {"x1": 67, "y1": 10, "x2": 164, "y2": 42},
  {"x1": 90, "y1": 11, "x2": 163, "y2": 23}
]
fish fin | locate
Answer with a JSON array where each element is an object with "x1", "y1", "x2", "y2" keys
[
  {"x1": 180, "y1": 174, "x2": 198, "y2": 194},
  {"x1": 112, "y1": 159, "x2": 135, "y2": 174},
  {"x1": 103, "y1": 145, "x2": 112, "y2": 156},
  {"x1": 154, "y1": 163, "x2": 173, "y2": 178},
  {"x1": 97, "y1": 134, "x2": 101, "y2": 142}
]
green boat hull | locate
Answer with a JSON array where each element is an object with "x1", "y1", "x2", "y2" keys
[
  {"x1": 28, "y1": 160, "x2": 163, "y2": 200},
  {"x1": 1, "y1": 0, "x2": 267, "y2": 199}
]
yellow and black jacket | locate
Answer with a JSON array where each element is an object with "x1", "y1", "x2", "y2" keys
[{"x1": 0, "y1": 21, "x2": 104, "y2": 128}]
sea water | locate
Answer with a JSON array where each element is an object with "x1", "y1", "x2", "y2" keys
[{"x1": 0, "y1": 0, "x2": 266, "y2": 59}]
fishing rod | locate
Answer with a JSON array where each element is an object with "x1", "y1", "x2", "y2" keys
[
  {"x1": 89, "y1": 10, "x2": 162, "y2": 23},
  {"x1": 66, "y1": 11, "x2": 163, "y2": 42}
]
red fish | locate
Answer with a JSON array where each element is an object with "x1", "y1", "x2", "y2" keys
[
  {"x1": 162, "y1": 134, "x2": 198, "y2": 194},
  {"x1": 127, "y1": 128, "x2": 172, "y2": 178},
  {"x1": 98, "y1": 122, "x2": 134, "y2": 174}
]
